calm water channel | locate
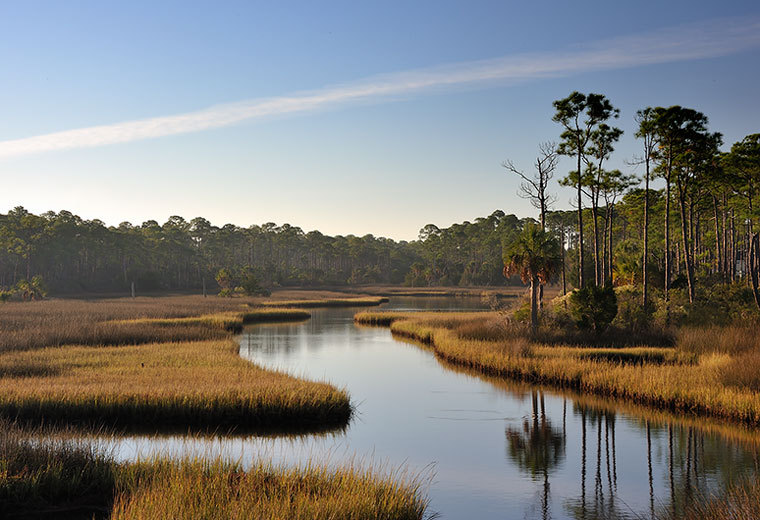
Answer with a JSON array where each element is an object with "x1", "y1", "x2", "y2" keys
[{"x1": 108, "y1": 297, "x2": 760, "y2": 519}]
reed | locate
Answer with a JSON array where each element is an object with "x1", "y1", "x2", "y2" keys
[
  {"x1": 670, "y1": 478, "x2": 760, "y2": 519},
  {"x1": 120, "y1": 308, "x2": 311, "y2": 333},
  {"x1": 356, "y1": 311, "x2": 760, "y2": 427},
  {"x1": 0, "y1": 421, "x2": 116, "y2": 518}
]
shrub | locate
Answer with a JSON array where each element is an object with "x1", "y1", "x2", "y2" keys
[
  {"x1": 613, "y1": 286, "x2": 652, "y2": 331},
  {"x1": 568, "y1": 285, "x2": 618, "y2": 333},
  {"x1": 240, "y1": 269, "x2": 270, "y2": 297}
]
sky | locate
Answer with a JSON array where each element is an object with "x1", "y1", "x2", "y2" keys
[{"x1": 2, "y1": 1, "x2": 760, "y2": 241}]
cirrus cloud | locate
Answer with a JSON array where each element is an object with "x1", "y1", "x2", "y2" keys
[{"x1": 1, "y1": 16, "x2": 759, "y2": 159}]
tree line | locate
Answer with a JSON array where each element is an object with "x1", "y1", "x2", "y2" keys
[
  {"x1": 0, "y1": 207, "x2": 534, "y2": 296},
  {"x1": 504, "y1": 91, "x2": 760, "y2": 330}
]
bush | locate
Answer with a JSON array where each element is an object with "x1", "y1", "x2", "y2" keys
[
  {"x1": 568, "y1": 285, "x2": 618, "y2": 333},
  {"x1": 613, "y1": 285, "x2": 652, "y2": 331},
  {"x1": 240, "y1": 269, "x2": 270, "y2": 297},
  {"x1": 216, "y1": 267, "x2": 271, "y2": 297}
]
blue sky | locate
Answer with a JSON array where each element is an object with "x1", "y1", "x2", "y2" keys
[{"x1": 2, "y1": 1, "x2": 759, "y2": 240}]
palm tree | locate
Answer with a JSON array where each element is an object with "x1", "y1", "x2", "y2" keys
[{"x1": 504, "y1": 223, "x2": 562, "y2": 334}]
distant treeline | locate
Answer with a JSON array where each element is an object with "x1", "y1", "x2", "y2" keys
[{"x1": 0, "y1": 208, "x2": 537, "y2": 294}]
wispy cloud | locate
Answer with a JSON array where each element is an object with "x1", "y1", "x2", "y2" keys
[{"x1": 1, "y1": 16, "x2": 759, "y2": 159}]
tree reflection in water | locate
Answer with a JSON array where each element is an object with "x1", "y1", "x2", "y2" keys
[{"x1": 506, "y1": 390, "x2": 566, "y2": 519}]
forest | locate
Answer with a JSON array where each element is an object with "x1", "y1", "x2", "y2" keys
[{"x1": 0, "y1": 206, "x2": 530, "y2": 295}]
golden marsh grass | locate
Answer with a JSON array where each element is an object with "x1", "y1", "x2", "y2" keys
[
  {"x1": 258, "y1": 296, "x2": 388, "y2": 308},
  {"x1": 112, "y1": 459, "x2": 428, "y2": 520},
  {"x1": 0, "y1": 296, "x2": 347, "y2": 432},
  {"x1": 0, "y1": 338, "x2": 350, "y2": 432}
]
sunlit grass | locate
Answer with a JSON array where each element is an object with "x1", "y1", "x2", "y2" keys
[
  {"x1": 0, "y1": 338, "x2": 350, "y2": 433},
  {"x1": 665, "y1": 478, "x2": 760, "y2": 519},
  {"x1": 0, "y1": 296, "x2": 255, "y2": 352},
  {"x1": 0, "y1": 297, "x2": 345, "y2": 432},
  {"x1": 118, "y1": 308, "x2": 311, "y2": 333},
  {"x1": 112, "y1": 458, "x2": 428, "y2": 520},
  {"x1": 258, "y1": 296, "x2": 388, "y2": 308}
]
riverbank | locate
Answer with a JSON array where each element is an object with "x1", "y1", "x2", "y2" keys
[{"x1": 355, "y1": 310, "x2": 760, "y2": 427}]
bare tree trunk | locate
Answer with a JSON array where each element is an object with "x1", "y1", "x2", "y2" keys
[
  {"x1": 561, "y1": 232, "x2": 567, "y2": 307},
  {"x1": 602, "y1": 209, "x2": 610, "y2": 284},
  {"x1": 750, "y1": 233, "x2": 760, "y2": 311},
  {"x1": 713, "y1": 196, "x2": 722, "y2": 277},
  {"x1": 592, "y1": 204, "x2": 600, "y2": 286},
  {"x1": 577, "y1": 156, "x2": 585, "y2": 288},
  {"x1": 678, "y1": 190, "x2": 696, "y2": 303},
  {"x1": 722, "y1": 194, "x2": 728, "y2": 280},
  {"x1": 665, "y1": 174, "x2": 671, "y2": 302},
  {"x1": 530, "y1": 276, "x2": 539, "y2": 335},
  {"x1": 730, "y1": 210, "x2": 736, "y2": 281},
  {"x1": 643, "y1": 167, "x2": 650, "y2": 307},
  {"x1": 608, "y1": 203, "x2": 615, "y2": 285}
]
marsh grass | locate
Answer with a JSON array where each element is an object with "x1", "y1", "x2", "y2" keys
[
  {"x1": 0, "y1": 338, "x2": 350, "y2": 433},
  {"x1": 0, "y1": 421, "x2": 116, "y2": 518},
  {"x1": 677, "y1": 325, "x2": 760, "y2": 356},
  {"x1": 670, "y1": 478, "x2": 760, "y2": 520},
  {"x1": 0, "y1": 296, "x2": 349, "y2": 433},
  {"x1": 111, "y1": 459, "x2": 428, "y2": 520},
  {"x1": 258, "y1": 296, "x2": 388, "y2": 308},
  {"x1": 0, "y1": 421, "x2": 428, "y2": 519},
  {"x1": 356, "y1": 310, "x2": 760, "y2": 426},
  {"x1": 0, "y1": 296, "x2": 254, "y2": 352},
  {"x1": 119, "y1": 308, "x2": 311, "y2": 333}
]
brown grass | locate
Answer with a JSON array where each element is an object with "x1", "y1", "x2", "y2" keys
[
  {"x1": 672, "y1": 478, "x2": 760, "y2": 519},
  {"x1": 340, "y1": 284, "x2": 558, "y2": 298},
  {"x1": 111, "y1": 459, "x2": 428, "y2": 520},
  {"x1": 677, "y1": 325, "x2": 760, "y2": 356},
  {"x1": 0, "y1": 296, "x2": 350, "y2": 432},
  {"x1": 0, "y1": 296, "x2": 255, "y2": 352},
  {"x1": 0, "y1": 338, "x2": 350, "y2": 433},
  {"x1": 257, "y1": 296, "x2": 388, "y2": 308}
]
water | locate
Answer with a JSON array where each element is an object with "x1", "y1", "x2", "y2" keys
[{"x1": 107, "y1": 297, "x2": 760, "y2": 519}]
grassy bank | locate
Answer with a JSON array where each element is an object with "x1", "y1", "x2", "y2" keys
[
  {"x1": 0, "y1": 337, "x2": 349, "y2": 433},
  {"x1": 258, "y1": 296, "x2": 389, "y2": 308},
  {"x1": 0, "y1": 422, "x2": 427, "y2": 519},
  {"x1": 0, "y1": 296, "x2": 259, "y2": 352},
  {"x1": 355, "y1": 311, "x2": 760, "y2": 426},
  {"x1": 118, "y1": 308, "x2": 311, "y2": 333},
  {"x1": 0, "y1": 297, "x2": 348, "y2": 433},
  {"x1": 343, "y1": 284, "x2": 555, "y2": 299}
]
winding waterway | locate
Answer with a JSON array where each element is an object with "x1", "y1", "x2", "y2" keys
[{"x1": 109, "y1": 297, "x2": 760, "y2": 519}]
